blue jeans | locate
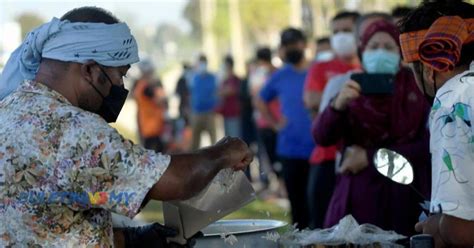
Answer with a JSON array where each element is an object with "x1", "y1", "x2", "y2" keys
[{"x1": 224, "y1": 117, "x2": 241, "y2": 138}]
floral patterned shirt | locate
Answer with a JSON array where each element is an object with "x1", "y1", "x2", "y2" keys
[
  {"x1": 0, "y1": 81, "x2": 170, "y2": 247},
  {"x1": 430, "y1": 61, "x2": 474, "y2": 220}
]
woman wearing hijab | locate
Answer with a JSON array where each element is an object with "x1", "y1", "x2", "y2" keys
[{"x1": 313, "y1": 19, "x2": 431, "y2": 236}]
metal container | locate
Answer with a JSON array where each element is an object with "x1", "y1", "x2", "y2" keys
[
  {"x1": 164, "y1": 170, "x2": 256, "y2": 244},
  {"x1": 195, "y1": 219, "x2": 287, "y2": 248}
]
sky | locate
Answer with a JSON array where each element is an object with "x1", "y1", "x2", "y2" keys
[{"x1": 0, "y1": 0, "x2": 189, "y2": 31}]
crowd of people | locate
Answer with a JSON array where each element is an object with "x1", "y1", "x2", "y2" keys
[
  {"x1": 132, "y1": 5, "x2": 428, "y2": 234},
  {"x1": 1, "y1": 0, "x2": 474, "y2": 246},
  {"x1": 132, "y1": 1, "x2": 474, "y2": 244}
]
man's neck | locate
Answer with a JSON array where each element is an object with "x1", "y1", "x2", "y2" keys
[
  {"x1": 438, "y1": 64, "x2": 470, "y2": 88},
  {"x1": 292, "y1": 60, "x2": 308, "y2": 71},
  {"x1": 35, "y1": 69, "x2": 79, "y2": 106}
]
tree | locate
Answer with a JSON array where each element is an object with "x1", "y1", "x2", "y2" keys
[
  {"x1": 156, "y1": 23, "x2": 184, "y2": 45},
  {"x1": 16, "y1": 13, "x2": 45, "y2": 40},
  {"x1": 183, "y1": 0, "x2": 202, "y2": 40},
  {"x1": 240, "y1": 0, "x2": 290, "y2": 45}
]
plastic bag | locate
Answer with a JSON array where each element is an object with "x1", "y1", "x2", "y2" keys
[{"x1": 280, "y1": 215, "x2": 405, "y2": 247}]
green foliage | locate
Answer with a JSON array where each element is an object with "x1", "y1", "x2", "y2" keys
[
  {"x1": 213, "y1": 0, "x2": 231, "y2": 41},
  {"x1": 183, "y1": 0, "x2": 202, "y2": 40},
  {"x1": 16, "y1": 13, "x2": 45, "y2": 40},
  {"x1": 138, "y1": 199, "x2": 290, "y2": 224},
  {"x1": 240, "y1": 0, "x2": 290, "y2": 43}
]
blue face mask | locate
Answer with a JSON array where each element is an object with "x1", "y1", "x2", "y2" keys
[
  {"x1": 362, "y1": 49, "x2": 400, "y2": 74},
  {"x1": 197, "y1": 62, "x2": 207, "y2": 74}
]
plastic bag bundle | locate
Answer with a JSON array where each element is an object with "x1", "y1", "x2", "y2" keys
[{"x1": 280, "y1": 215, "x2": 405, "y2": 248}]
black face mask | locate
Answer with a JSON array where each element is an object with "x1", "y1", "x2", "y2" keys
[
  {"x1": 88, "y1": 66, "x2": 129, "y2": 123},
  {"x1": 285, "y1": 49, "x2": 304, "y2": 64}
]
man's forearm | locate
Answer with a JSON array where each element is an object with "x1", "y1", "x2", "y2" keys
[
  {"x1": 182, "y1": 145, "x2": 231, "y2": 197},
  {"x1": 148, "y1": 145, "x2": 230, "y2": 201},
  {"x1": 303, "y1": 91, "x2": 321, "y2": 113},
  {"x1": 439, "y1": 213, "x2": 474, "y2": 246}
]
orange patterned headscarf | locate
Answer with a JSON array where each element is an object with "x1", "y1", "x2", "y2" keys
[{"x1": 400, "y1": 16, "x2": 474, "y2": 72}]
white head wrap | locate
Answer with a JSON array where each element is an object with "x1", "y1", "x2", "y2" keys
[{"x1": 0, "y1": 17, "x2": 139, "y2": 100}]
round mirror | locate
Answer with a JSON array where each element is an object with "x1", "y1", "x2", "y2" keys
[{"x1": 373, "y1": 148, "x2": 414, "y2": 185}]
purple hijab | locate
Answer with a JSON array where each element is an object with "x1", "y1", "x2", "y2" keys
[
  {"x1": 348, "y1": 20, "x2": 428, "y2": 147},
  {"x1": 313, "y1": 20, "x2": 431, "y2": 236}
]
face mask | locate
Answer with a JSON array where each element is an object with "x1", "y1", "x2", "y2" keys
[
  {"x1": 362, "y1": 49, "x2": 400, "y2": 74},
  {"x1": 88, "y1": 66, "x2": 129, "y2": 123},
  {"x1": 330, "y1": 32, "x2": 357, "y2": 57},
  {"x1": 197, "y1": 62, "x2": 207, "y2": 74},
  {"x1": 315, "y1": 50, "x2": 335, "y2": 62},
  {"x1": 285, "y1": 49, "x2": 304, "y2": 64},
  {"x1": 250, "y1": 66, "x2": 269, "y2": 86}
]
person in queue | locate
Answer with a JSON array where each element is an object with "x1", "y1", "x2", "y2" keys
[
  {"x1": 304, "y1": 11, "x2": 361, "y2": 230},
  {"x1": 189, "y1": 54, "x2": 219, "y2": 150},
  {"x1": 0, "y1": 7, "x2": 252, "y2": 247},
  {"x1": 318, "y1": 12, "x2": 394, "y2": 112},
  {"x1": 398, "y1": 0, "x2": 474, "y2": 246},
  {"x1": 313, "y1": 19, "x2": 431, "y2": 236},
  {"x1": 255, "y1": 28, "x2": 315, "y2": 229},
  {"x1": 313, "y1": 37, "x2": 333, "y2": 62},
  {"x1": 249, "y1": 47, "x2": 282, "y2": 188},
  {"x1": 217, "y1": 55, "x2": 242, "y2": 138},
  {"x1": 133, "y1": 59, "x2": 167, "y2": 153}
]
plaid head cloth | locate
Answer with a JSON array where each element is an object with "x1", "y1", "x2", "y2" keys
[{"x1": 400, "y1": 16, "x2": 474, "y2": 72}]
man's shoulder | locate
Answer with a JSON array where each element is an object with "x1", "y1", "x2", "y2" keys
[
  {"x1": 437, "y1": 71, "x2": 474, "y2": 107},
  {"x1": 271, "y1": 65, "x2": 295, "y2": 78},
  {"x1": 309, "y1": 59, "x2": 337, "y2": 70}
]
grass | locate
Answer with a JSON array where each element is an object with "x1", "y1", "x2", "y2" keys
[{"x1": 137, "y1": 198, "x2": 290, "y2": 224}]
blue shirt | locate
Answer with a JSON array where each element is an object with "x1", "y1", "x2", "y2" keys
[
  {"x1": 260, "y1": 64, "x2": 315, "y2": 159},
  {"x1": 191, "y1": 72, "x2": 217, "y2": 113}
]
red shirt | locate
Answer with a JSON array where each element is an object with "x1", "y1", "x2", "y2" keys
[
  {"x1": 305, "y1": 58, "x2": 360, "y2": 164},
  {"x1": 305, "y1": 58, "x2": 357, "y2": 92},
  {"x1": 218, "y1": 74, "x2": 241, "y2": 118}
]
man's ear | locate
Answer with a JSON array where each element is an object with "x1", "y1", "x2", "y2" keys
[
  {"x1": 80, "y1": 60, "x2": 100, "y2": 83},
  {"x1": 423, "y1": 64, "x2": 436, "y2": 85}
]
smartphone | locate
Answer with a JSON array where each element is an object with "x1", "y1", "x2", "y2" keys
[{"x1": 350, "y1": 73, "x2": 395, "y2": 95}]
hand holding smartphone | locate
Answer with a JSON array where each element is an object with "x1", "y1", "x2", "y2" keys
[{"x1": 350, "y1": 73, "x2": 395, "y2": 95}]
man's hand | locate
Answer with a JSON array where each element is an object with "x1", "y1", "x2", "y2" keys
[
  {"x1": 216, "y1": 137, "x2": 253, "y2": 171},
  {"x1": 148, "y1": 137, "x2": 253, "y2": 201},
  {"x1": 271, "y1": 116, "x2": 287, "y2": 132},
  {"x1": 340, "y1": 145, "x2": 369, "y2": 174},
  {"x1": 415, "y1": 214, "x2": 447, "y2": 248},
  {"x1": 119, "y1": 222, "x2": 177, "y2": 248},
  {"x1": 333, "y1": 80, "x2": 361, "y2": 111}
]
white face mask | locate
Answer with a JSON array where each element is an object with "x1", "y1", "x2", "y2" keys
[
  {"x1": 330, "y1": 32, "x2": 357, "y2": 57},
  {"x1": 249, "y1": 66, "x2": 269, "y2": 87},
  {"x1": 315, "y1": 50, "x2": 335, "y2": 62}
]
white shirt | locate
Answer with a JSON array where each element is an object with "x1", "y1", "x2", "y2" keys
[{"x1": 430, "y1": 61, "x2": 474, "y2": 220}]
